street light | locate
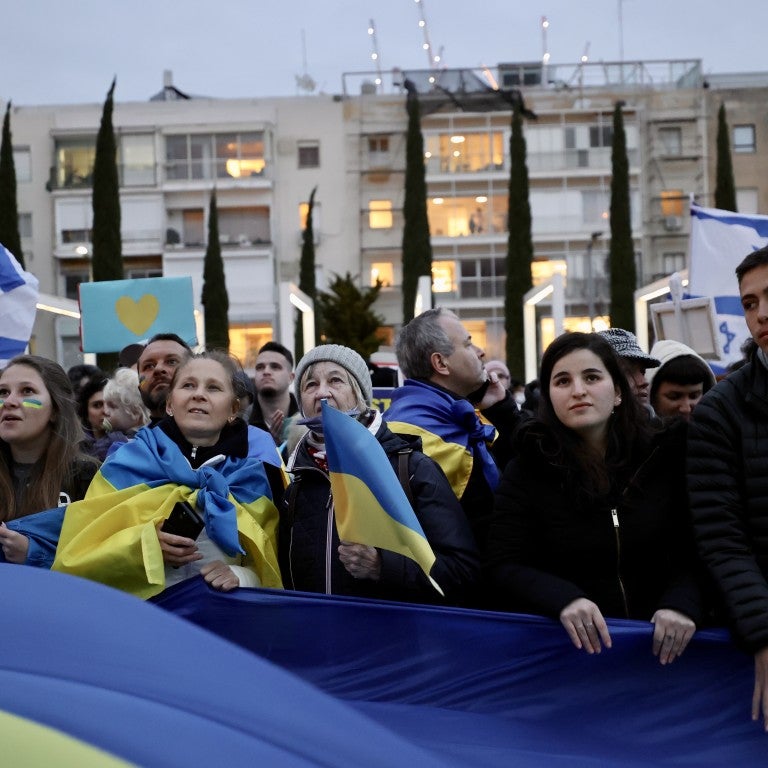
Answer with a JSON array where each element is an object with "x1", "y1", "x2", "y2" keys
[{"x1": 585, "y1": 231, "x2": 602, "y2": 330}]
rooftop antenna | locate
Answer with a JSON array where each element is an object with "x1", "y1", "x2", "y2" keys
[
  {"x1": 367, "y1": 19, "x2": 383, "y2": 88},
  {"x1": 295, "y1": 29, "x2": 317, "y2": 94}
]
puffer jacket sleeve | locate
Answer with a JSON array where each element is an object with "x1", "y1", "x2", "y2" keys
[{"x1": 687, "y1": 376, "x2": 768, "y2": 652}]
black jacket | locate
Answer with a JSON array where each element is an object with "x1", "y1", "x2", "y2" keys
[
  {"x1": 487, "y1": 420, "x2": 704, "y2": 623},
  {"x1": 688, "y1": 359, "x2": 768, "y2": 652},
  {"x1": 280, "y1": 421, "x2": 479, "y2": 604}
]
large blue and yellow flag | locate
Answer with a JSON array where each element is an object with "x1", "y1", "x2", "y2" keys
[
  {"x1": 0, "y1": 241, "x2": 38, "y2": 366},
  {"x1": 53, "y1": 425, "x2": 282, "y2": 598},
  {"x1": 384, "y1": 379, "x2": 499, "y2": 501},
  {"x1": 321, "y1": 400, "x2": 443, "y2": 595}
]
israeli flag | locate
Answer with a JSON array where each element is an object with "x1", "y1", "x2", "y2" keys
[
  {"x1": 0, "y1": 242, "x2": 39, "y2": 366},
  {"x1": 688, "y1": 204, "x2": 768, "y2": 372}
]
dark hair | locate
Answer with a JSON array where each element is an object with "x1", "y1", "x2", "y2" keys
[
  {"x1": 257, "y1": 341, "x2": 293, "y2": 369},
  {"x1": 67, "y1": 363, "x2": 104, "y2": 395},
  {"x1": 76, "y1": 374, "x2": 109, "y2": 431},
  {"x1": 736, "y1": 245, "x2": 768, "y2": 285},
  {"x1": 1, "y1": 355, "x2": 95, "y2": 521},
  {"x1": 529, "y1": 332, "x2": 650, "y2": 498},
  {"x1": 145, "y1": 332, "x2": 192, "y2": 351},
  {"x1": 649, "y1": 355, "x2": 713, "y2": 406}
]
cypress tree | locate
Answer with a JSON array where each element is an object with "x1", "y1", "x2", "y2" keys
[
  {"x1": 91, "y1": 79, "x2": 123, "y2": 370},
  {"x1": 295, "y1": 186, "x2": 318, "y2": 359},
  {"x1": 714, "y1": 103, "x2": 737, "y2": 212},
  {"x1": 0, "y1": 102, "x2": 24, "y2": 268},
  {"x1": 608, "y1": 102, "x2": 636, "y2": 332},
  {"x1": 316, "y1": 272, "x2": 384, "y2": 359},
  {"x1": 401, "y1": 82, "x2": 432, "y2": 323},
  {"x1": 201, "y1": 190, "x2": 230, "y2": 350},
  {"x1": 504, "y1": 103, "x2": 534, "y2": 379}
]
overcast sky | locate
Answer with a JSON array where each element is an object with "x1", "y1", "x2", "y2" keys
[{"x1": 3, "y1": 0, "x2": 765, "y2": 106}]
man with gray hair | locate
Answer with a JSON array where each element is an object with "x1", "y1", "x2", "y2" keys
[{"x1": 384, "y1": 308, "x2": 519, "y2": 560}]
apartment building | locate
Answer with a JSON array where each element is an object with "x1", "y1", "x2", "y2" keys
[{"x1": 6, "y1": 60, "x2": 766, "y2": 370}]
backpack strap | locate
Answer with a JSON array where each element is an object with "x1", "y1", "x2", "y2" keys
[{"x1": 397, "y1": 448, "x2": 416, "y2": 508}]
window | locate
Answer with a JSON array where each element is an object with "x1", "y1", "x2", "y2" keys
[
  {"x1": 61, "y1": 228, "x2": 92, "y2": 244},
  {"x1": 368, "y1": 136, "x2": 389, "y2": 153},
  {"x1": 13, "y1": 147, "x2": 31, "y2": 182},
  {"x1": 299, "y1": 201, "x2": 321, "y2": 243},
  {"x1": 660, "y1": 190, "x2": 684, "y2": 217},
  {"x1": 432, "y1": 261, "x2": 457, "y2": 294},
  {"x1": 370, "y1": 262, "x2": 393, "y2": 287},
  {"x1": 736, "y1": 188, "x2": 759, "y2": 214},
  {"x1": 733, "y1": 125, "x2": 756, "y2": 153},
  {"x1": 126, "y1": 267, "x2": 163, "y2": 280},
  {"x1": 589, "y1": 125, "x2": 613, "y2": 148},
  {"x1": 368, "y1": 200, "x2": 393, "y2": 229},
  {"x1": 298, "y1": 142, "x2": 320, "y2": 168},
  {"x1": 63, "y1": 271, "x2": 89, "y2": 301},
  {"x1": 182, "y1": 209, "x2": 204, "y2": 246},
  {"x1": 218, "y1": 206, "x2": 270, "y2": 244},
  {"x1": 55, "y1": 137, "x2": 96, "y2": 188},
  {"x1": 165, "y1": 132, "x2": 266, "y2": 180},
  {"x1": 659, "y1": 127, "x2": 682, "y2": 156},
  {"x1": 458, "y1": 258, "x2": 504, "y2": 299},
  {"x1": 19, "y1": 213, "x2": 32, "y2": 239},
  {"x1": 662, "y1": 252, "x2": 686, "y2": 274},
  {"x1": 582, "y1": 190, "x2": 610, "y2": 224},
  {"x1": 120, "y1": 134, "x2": 155, "y2": 186}
]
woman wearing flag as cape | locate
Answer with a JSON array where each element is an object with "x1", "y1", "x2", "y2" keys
[
  {"x1": 282, "y1": 344, "x2": 479, "y2": 604},
  {"x1": 53, "y1": 350, "x2": 284, "y2": 598}
]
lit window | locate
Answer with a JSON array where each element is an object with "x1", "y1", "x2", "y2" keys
[
  {"x1": 55, "y1": 137, "x2": 96, "y2": 188},
  {"x1": 120, "y1": 134, "x2": 155, "y2": 186},
  {"x1": 660, "y1": 190, "x2": 684, "y2": 217},
  {"x1": 369, "y1": 200, "x2": 393, "y2": 229},
  {"x1": 370, "y1": 262, "x2": 393, "y2": 287},
  {"x1": 230, "y1": 324, "x2": 274, "y2": 370},
  {"x1": 298, "y1": 142, "x2": 320, "y2": 168},
  {"x1": 432, "y1": 261, "x2": 456, "y2": 293},
  {"x1": 733, "y1": 125, "x2": 755, "y2": 153}
]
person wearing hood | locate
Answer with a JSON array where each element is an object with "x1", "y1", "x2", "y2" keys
[
  {"x1": 646, "y1": 340, "x2": 716, "y2": 421},
  {"x1": 281, "y1": 344, "x2": 479, "y2": 605}
]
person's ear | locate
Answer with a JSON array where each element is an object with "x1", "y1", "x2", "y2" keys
[{"x1": 430, "y1": 351, "x2": 449, "y2": 377}]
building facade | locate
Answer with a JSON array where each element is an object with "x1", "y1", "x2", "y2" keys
[{"x1": 5, "y1": 61, "x2": 767, "y2": 373}]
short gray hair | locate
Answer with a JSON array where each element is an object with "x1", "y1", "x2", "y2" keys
[{"x1": 395, "y1": 308, "x2": 456, "y2": 379}]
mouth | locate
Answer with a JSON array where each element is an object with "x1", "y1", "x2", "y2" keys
[
  {"x1": 0, "y1": 414, "x2": 22, "y2": 423},
  {"x1": 187, "y1": 408, "x2": 209, "y2": 415},
  {"x1": 569, "y1": 403, "x2": 591, "y2": 411}
]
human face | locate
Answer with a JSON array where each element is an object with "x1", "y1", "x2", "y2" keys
[
  {"x1": 254, "y1": 351, "x2": 294, "y2": 398},
  {"x1": 102, "y1": 396, "x2": 135, "y2": 433},
  {"x1": 138, "y1": 340, "x2": 188, "y2": 415},
  {"x1": 653, "y1": 381, "x2": 704, "y2": 420},
  {"x1": 300, "y1": 362, "x2": 359, "y2": 417},
  {"x1": 740, "y1": 263, "x2": 768, "y2": 355},
  {"x1": 549, "y1": 348, "x2": 621, "y2": 451},
  {"x1": 87, "y1": 389, "x2": 105, "y2": 436},
  {"x1": 619, "y1": 359, "x2": 650, "y2": 405},
  {"x1": 0, "y1": 364, "x2": 55, "y2": 462},
  {"x1": 435, "y1": 314, "x2": 486, "y2": 397},
  {"x1": 485, "y1": 361, "x2": 511, "y2": 388},
  {"x1": 166, "y1": 359, "x2": 238, "y2": 446}
]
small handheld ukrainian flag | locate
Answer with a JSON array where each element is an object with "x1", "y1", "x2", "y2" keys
[{"x1": 321, "y1": 399, "x2": 443, "y2": 595}]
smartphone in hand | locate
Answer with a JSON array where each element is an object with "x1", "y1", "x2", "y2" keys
[{"x1": 161, "y1": 501, "x2": 205, "y2": 540}]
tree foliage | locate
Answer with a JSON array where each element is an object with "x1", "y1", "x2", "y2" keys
[
  {"x1": 295, "y1": 186, "x2": 318, "y2": 359},
  {"x1": 608, "y1": 102, "x2": 636, "y2": 332},
  {"x1": 401, "y1": 83, "x2": 433, "y2": 323},
  {"x1": 316, "y1": 273, "x2": 384, "y2": 359},
  {"x1": 714, "y1": 102, "x2": 737, "y2": 212},
  {"x1": 0, "y1": 102, "x2": 23, "y2": 268},
  {"x1": 91, "y1": 79, "x2": 123, "y2": 369},
  {"x1": 504, "y1": 104, "x2": 534, "y2": 379},
  {"x1": 201, "y1": 190, "x2": 230, "y2": 350}
]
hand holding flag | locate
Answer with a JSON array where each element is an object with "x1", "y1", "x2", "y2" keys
[{"x1": 321, "y1": 400, "x2": 443, "y2": 595}]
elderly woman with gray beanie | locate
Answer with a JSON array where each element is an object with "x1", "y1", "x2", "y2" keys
[{"x1": 281, "y1": 344, "x2": 479, "y2": 604}]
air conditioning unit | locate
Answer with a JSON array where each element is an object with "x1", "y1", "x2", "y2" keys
[{"x1": 663, "y1": 216, "x2": 683, "y2": 231}]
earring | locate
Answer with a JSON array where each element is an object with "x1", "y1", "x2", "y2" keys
[{"x1": 167, "y1": 409, "x2": 173, "y2": 417}]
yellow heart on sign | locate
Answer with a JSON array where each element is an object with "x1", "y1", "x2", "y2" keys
[{"x1": 115, "y1": 294, "x2": 160, "y2": 336}]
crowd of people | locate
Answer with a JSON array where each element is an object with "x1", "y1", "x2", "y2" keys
[{"x1": 2, "y1": 245, "x2": 768, "y2": 730}]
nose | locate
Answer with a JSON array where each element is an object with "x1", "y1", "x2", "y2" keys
[
  {"x1": 475, "y1": 345, "x2": 485, "y2": 360},
  {"x1": 572, "y1": 378, "x2": 587, "y2": 396},
  {"x1": 759, "y1": 298, "x2": 768, "y2": 321}
]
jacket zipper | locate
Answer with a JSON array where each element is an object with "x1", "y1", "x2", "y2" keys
[
  {"x1": 325, "y1": 494, "x2": 334, "y2": 594},
  {"x1": 611, "y1": 507, "x2": 630, "y2": 617}
]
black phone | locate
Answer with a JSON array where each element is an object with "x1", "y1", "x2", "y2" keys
[{"x1": 161, "y1": 501, "x2": 205, "y2": 540}]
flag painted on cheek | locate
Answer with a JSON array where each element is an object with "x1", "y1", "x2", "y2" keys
[{"x1": 321, "y1": 400, "x2": 442, "y2": 594}]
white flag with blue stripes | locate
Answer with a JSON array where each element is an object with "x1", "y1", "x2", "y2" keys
[
  {"x1": 688, "y1": 204, "x2": 768, "y2": 372},
  {"x1": 0, "y1": 242, "x2": 39, "y2": 366}
]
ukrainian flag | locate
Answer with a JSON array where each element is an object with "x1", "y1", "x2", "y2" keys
[{"x1": 321, "y1": 400, "x2": 443, "y2": 595}]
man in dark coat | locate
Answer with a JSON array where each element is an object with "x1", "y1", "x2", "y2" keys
[{"x1": 688, "y1": 244, "x2": 768, "y2": 731}]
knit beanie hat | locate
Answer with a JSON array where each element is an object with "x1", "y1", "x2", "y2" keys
[
  {"x1": 646, "y1": 339, "x2": 717, "y2": 398},
  {"x1": 294, "y1": 344, "x2": 373, "y2": 406}
]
